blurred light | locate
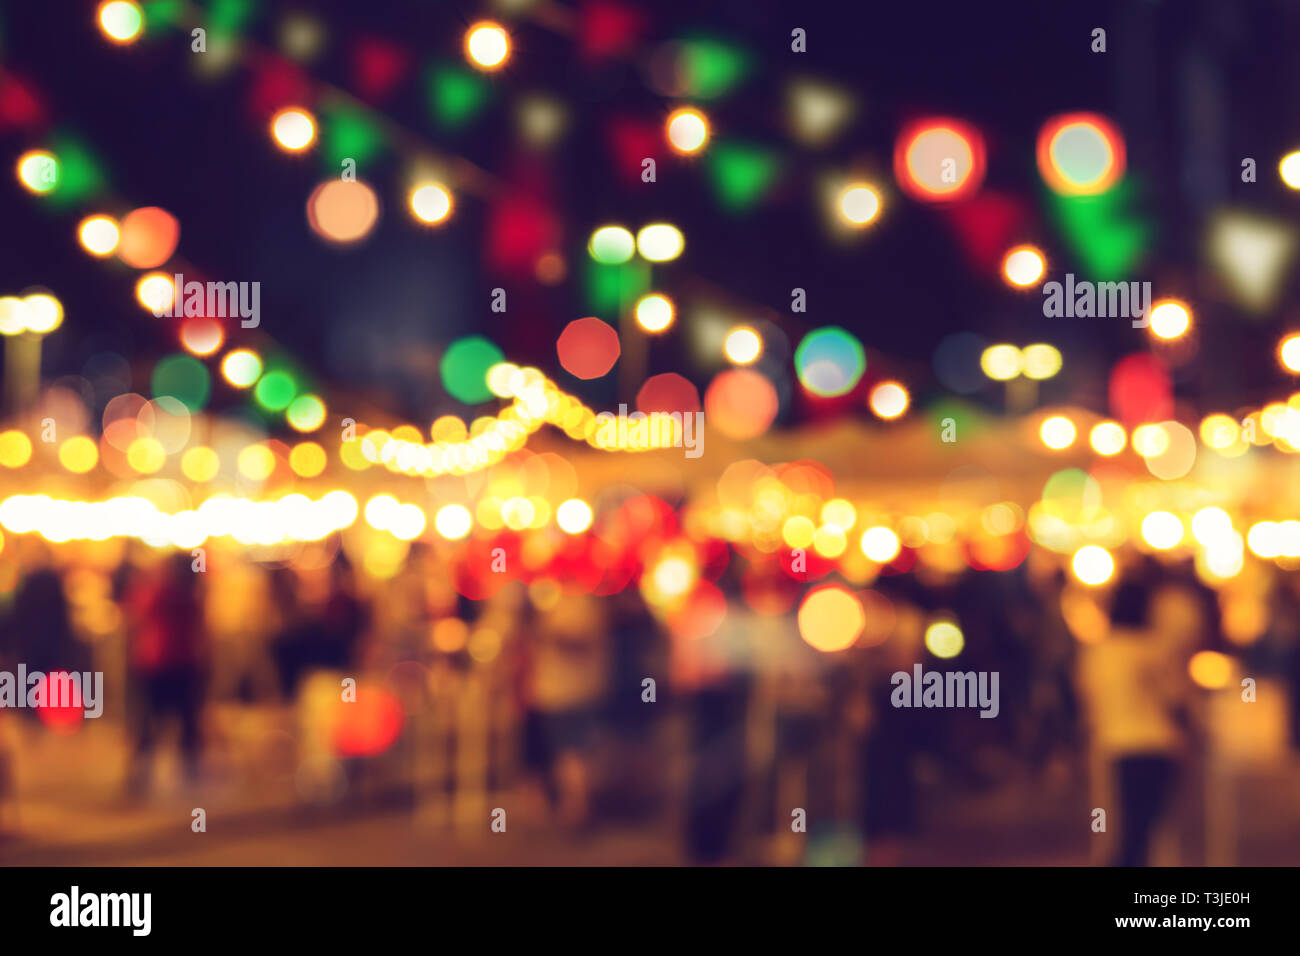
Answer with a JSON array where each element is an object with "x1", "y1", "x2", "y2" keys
[
  {"x1": 869, "y1": 381, "x2": 909, "y2": 419},
  {"x1": 1248, "y1": 521, "x2": 1282, "y2": 559},
  {"x1": 181, "y1": 446, "x2": 219, "y2": 482},
  {"x1": 980, "y1": 343, "x2": 1022, "y2": 381},
  {"x1": 0, "y1": 431, "x2": 33, "y2": 468},
  {"x1": 557, "y1": 317, "x2": 620, "y2": 380},
  {"x1": 1036, "y1": 113, "x2": 1125, "y2": 195},
  {"x1": 1021, "y1": 343, "x2": 1062, "y2": 379},
  {"x1": 441, "y1": 336, "x2": 503, "y2": 403},
  {"x1": 1142, "y1": 510, "x2": 1183, "y2": 550},
  {"x1": 556, "y1": 498, "x2": 593, "y2": 534},
  {"x1": 117, "y1": 207, "x2": 180, "y2": 268},
  {"x1": 838, "y1": 184, "x2": 880, "y2": 225},
  {"x1": 22, "y1": 294, "x2": 62, "y2": 333},
  {"x1": 821, "y1": 498, "x2": 856, "y2": 530},
  {"x1": 651, "y1": 556, "x2": 696, "y2": 599},
  {"x1": 57, "y1": 436, "x2": 98, "y2": 474},
  {"x1": 894, "y1": 119, "x2": 985, "y2": 201},
  {"x1": 783, "y1": 516, "x2": 816, "y2": 549},
  {"x1": 705, "y1": 369, "x2": 779, "y2": 438},
  {"x1": 180, "y1": 318, "x2": 223, "y2": 356},
  {"x1": 307, "y1": 180, "x2": 379, "y2": 243},
  {"x1": 1132, "y1": 424, "x2": 1169, "y2": 458},
  {"x1": 860, "y1": 526, "x2": 901, "y2": 563},
  {"x1": 97, "y1": 1, "x2": 143, "y2": 43},
  {"x1": 410, "y1": 183, "x2": 452, "y2": 224},
  {"x1": 588, "y1": 225, "x2": 635, "y2": 264},
  {"x1": 221, "y1": 349, "x2": 262, "y2": 387},
  {"x1": 465, "y1": 22, "x2": 510, "y2": 70},
  {"x1": 1192, "y1": 507, "x2": 1233, "y2": 547},
  {"x1": 1281, "y1": 151, "x2": 1300, "y2": 189},
  {"x1": 254, "y1": 371, "x2": 297, "y2": 411},
  {"x1": 435, "y1": 504, "x2": 472, "y2": 539},
  {"x1": 127, "y1": 437, "x2": 166, "y2": 474},
  {"x1": 666, "y1": 108, "x2": 709, "y2": 154},
  {"x1": 16, "y1": 150, "x2": 58, "y2": 194},
  {"x1": 1072, "y1": 545, "x2": 1114, "y2": 586},
  {"x1": 924, "y1": 620, "x2": 964, "y2": 658},
  {"x1": 1040, "y1": 415, "x2": 1076, "y2": 450},
  {"x1": 287, "y1": 395, "x2": 326, "y2": 431},
  {"x1": 795, "y1": 326, "x2": 866, "y2": 397},
  {"x1": 136, "y1": 273, "x2": 175, "y2": 314},
  {"x1": 723, "y1": 325, "x2": 762, "y2": 364},
  {"x1": 636, "y1": 223, "x2": 684, "y2": 262},
  {"x1": 1189, "y1": 650, "x2": 1232, "y2": 689},
  {"x1": 0, "y1": 298, "x2": 27, "y2": 335},
  {"x1": 1089, "y1": 421, "x2": 1126, "y2": 456},
  {"x1": 1200, "y1": 413, "x2": 1240, "y2": 450},
  {"x1": 237, "y1": 445, "x2": 276, "y2": 481},
  {"x1": 1280, "y1": 334, "x2": 1300, "y2": 372},
  {"x1": 78, "y1": 216, "x2": 120, "y2": 256},
  {"x1": 272, "y1": 108, "x2": 316, "y2": 151},
  {"x1": 634, "y1": 294, "x2": 674, "y2": 332},
  {"x1": 798, "y1": 586, "x2": 865, "y2": 652},
  {"x1": 288, "y1": 442, "x2": 326, "y2": 478},
  {"x1": 1149, "y1": 299, "x2": 1191, "y2": 340},
  {"x1": 1003, "y1": 245, "x2": 1045, "y2": 287}
]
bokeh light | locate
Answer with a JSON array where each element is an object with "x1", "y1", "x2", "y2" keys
[
  {"x1": 1002, "y1": 245, "x2": 1045, "y2": 287},
  {"x1": 557, "y1": 317, "x2": 621, "y2": 380},
  {"x1": 221, "y1": 349, "x2": 263, "y2": 387},
  {"x1": 1072, "y1": 545, "x2": 1114, "y2": 586},
  {"x1": 798, "y1": 586, "x2": 865, "y2": 652},
  {"x1": 272, "y1": 108, "x2": 316, "y2": 151},
  {"x1": 465, "y1": 22, "x2": 510, "y2": 70},
  {"x1": 838, "y1": 183, "x2": 880, "y2": 225},
  {"x1": 78, "y1": 216, "x2": 120, "y2": 256},
  {"x1": 410, "y1": 183, "x2": 452, "y2": 224},
  {"x1": 1089, "y1": 421, "x2": 1126, "y2": 455},
  {"x1": 636, "y1": 223, "x2": 685, "y2": 262},
  {"x1": 634, "y1": 294, "x2": 674, "y2": 332},
  {"x1": 869, "y1": 381, "x2": 909, "y2": 419},
  {"x1": 307, "y1": 180, "x2": 379, "y2": 244},
  {"x1": 894, "y1": 119, "x2": 985, "y2": 201},
  {"x1": 794, "y1": 327, "x2": 866, "y2": 397},
  {"x1": 666, "y1": 108, "x2": 709, "y2": 153},
  {"x1": 588, "y1": 225, "x2": 635, "y2": 264},
  {"x1": 723, "y1": 325, "x2": 762, "y2": 364},
  {"x1": 1036, "y1": 112, "x2": 1125, "y2": 195},
  {"x1": 1040, "y1": 415, "x2": 1076, "y2": 450},
  {"x1": 980, "y1": 343, "x2": 1022, "y2": 381},
  {"x1": 1149, "y1": 299, "x2": 1191, "y2": 340},
  {"x1": 117, "y1": 207, "x2": 179, "y2": 268},
  {"x1": 924, "y1": 620, "x2": 964, "y2": 658},
  {"x1": 97, "y1": 2, "x2": 143, "y2": 43}
]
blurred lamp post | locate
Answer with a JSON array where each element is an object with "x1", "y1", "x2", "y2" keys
[
  {"x1": 980, "y1": 342, "x2": 1062, "y2": 414},
  {"x1": 1, "y1": 293, "x2": 63, "y2": 414}
]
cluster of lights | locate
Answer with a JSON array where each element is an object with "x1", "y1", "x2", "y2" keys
[
  {"x1": 588, "y1": 223, "x2": 684, "y2": 264},
  {"x1": 980, "y1": 342, "x2": 1063, "y2": 381},
  {"x1": 0, "y1": 491, "x2": 358, "y2": 548},
  {"x1": 0, "y1": 293, "x2": 64, "y2": 335}
]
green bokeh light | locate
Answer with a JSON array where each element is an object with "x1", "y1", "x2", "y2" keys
[
  {"x1": 707, "y1": 143, "x2": 781, "y2": 211},
  {"x1": 441, "y1": 336, "x2": 504, "y2": 404},
  {"x1": 426, "y1": 64, "x2": 490, "y2": 129},
  {"x1": 254, "y1": 370, "x2": 298, "y2": 411},
  {"x1": 287, "y1": 394, "x2": 326, "y2": 431},
  {"x1": 151, "y1": 354, "x2": 211, "y2": 412}
]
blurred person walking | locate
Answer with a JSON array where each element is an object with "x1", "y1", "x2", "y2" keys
[
  {"x1": 1078, "y1": 572, "x2": 1193, "y2": 866},
  {"x1": 124, "y1": 553, "x2": 209, "y2": 794}
]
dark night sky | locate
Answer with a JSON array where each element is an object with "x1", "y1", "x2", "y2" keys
[{"x1": 4, "y1": 0, "x2": 1300, "y2": 430}]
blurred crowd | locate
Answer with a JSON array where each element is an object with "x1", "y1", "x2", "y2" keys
[{"x1": 3, "y1": 533, "x2": 1300, "y2": 866}]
